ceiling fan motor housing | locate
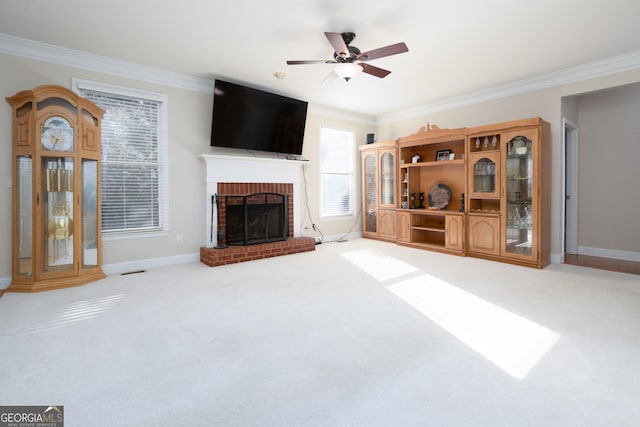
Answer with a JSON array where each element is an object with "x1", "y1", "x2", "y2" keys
[{"x1": 335, "y1": 45, "x2": 361, "y2": 63}]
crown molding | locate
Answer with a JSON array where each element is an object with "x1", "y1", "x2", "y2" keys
[
  {"x1": 2, "y1": 33, "x2": 639, "y2": 124},
  {"x1": 0, "y1": 33, "x2": 375, "y2": 123},
  {"x1": 377, "y1": 50, "x2": 640, "y2": 124},
  {"x1": 308, "y1": 104, "x2": 376, "y2": 125},
  {"x1": 0, "y1": 33, "x2": 213, "y2": 93}
]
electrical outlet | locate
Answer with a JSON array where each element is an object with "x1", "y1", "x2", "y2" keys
[{"x1": 176, "y1": 234, "x2": 183, "y2": 243}]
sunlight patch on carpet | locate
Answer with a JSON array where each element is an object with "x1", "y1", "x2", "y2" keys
[
  {"x1": 387, "y1": 274, "x2": 560, "y2": 379},
  {"x1": 18, "y1": 294, "x2": 125, "y2": 335},
  {"x1": 341, "y1": 248, "x2": 419, "y2": 281}
]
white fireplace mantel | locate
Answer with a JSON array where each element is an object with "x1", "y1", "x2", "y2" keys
[{"x1": 200, "y1": 154, "x2": 306, "y2": 248}]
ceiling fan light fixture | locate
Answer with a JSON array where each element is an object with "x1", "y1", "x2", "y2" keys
[{"x1": 334, "y1": 63, "x2": 363, "y2": 82}]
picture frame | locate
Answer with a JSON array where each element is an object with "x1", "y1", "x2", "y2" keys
[{"x1": 436, "y1": 149, "x2": 451, "y2": 161}]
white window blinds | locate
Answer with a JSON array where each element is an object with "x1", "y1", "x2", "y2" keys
[
  {"x1": 79, "y1": 87, "x2": 166, "y2": 234},
  {"x1": 320, "y1": 126, "x2": 355, "y2": 217}
]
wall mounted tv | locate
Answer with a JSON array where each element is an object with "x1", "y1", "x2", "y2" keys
[{"x1": 210, "y1": 79, "x2": 308, "y2": 155}]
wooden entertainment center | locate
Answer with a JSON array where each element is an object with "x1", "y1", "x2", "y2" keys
[{"x1": 360, "y1": 117, "x2": 550, "y2": 268}]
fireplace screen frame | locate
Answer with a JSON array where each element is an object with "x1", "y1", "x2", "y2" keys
[{"x1": 225, "y1": 192, "x2": 288, "y2": 246}]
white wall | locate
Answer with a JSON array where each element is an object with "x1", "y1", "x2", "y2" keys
[
  {"x1": 0, "y1": 53, "x2": 373, "y2": 284},
  {"x1": 574, "y1": 83, "x2": 640, "y2": 255}
]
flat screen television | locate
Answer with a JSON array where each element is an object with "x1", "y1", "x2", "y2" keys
[{"x1": 210, "y1": 79, "x2": 308, "y2": 155}]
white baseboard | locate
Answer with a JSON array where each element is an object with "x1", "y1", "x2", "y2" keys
[
  {"x1": 0, "y1": 254, "x2": 200, "y2": 290},
  {"x1": 578, "y1": 246, "x2": 640, "y2": 262},
  {"x1": 301, "y1": 231, "x2": 363, "y2": 243},
  {"x1": 103, "y1": 252, "x2": 201, "y2": 275},
  {"x1": 550, "y1": 253, "x2": 563, "y2": 264}
]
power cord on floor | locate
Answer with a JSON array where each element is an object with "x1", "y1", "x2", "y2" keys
[
  {"x1": 302, "y1": 164, "x2": 324, "y2": 244},
  {"x1": 335, "y1": 203, "x2": 362, "y2": 243}
]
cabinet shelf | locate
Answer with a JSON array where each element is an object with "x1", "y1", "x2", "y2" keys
[
  {"x1": 469, "y1": 209, "x2": 500, "y2": 216},
  {"x1": 401, "y1": 159, "x2": 465, "y2": 168},
  {"x1": 412, "y1": 226, "x2": 445, "y2": 233},
  {"x1": 408, "y1": 241, "x2": 451, "y2": 251},
  {"x1": 469, "y1": 148, "x2": 500, "y2": 154},
  {"x1": 399, "y1": 208, "x2": 461, "y2": 215}
]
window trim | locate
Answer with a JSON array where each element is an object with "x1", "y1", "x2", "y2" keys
[
  {"x1": 318, "y1": 123, "x2": 356, "y2": 219},
  {"x1": 72, "y1": 78, "x2": 170, "y2": 240}
]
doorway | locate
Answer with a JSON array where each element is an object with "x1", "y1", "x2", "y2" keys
[
  {"x1": 562, "y1": 118, "x2": 640, "y2": 274},
  {"x1": 560, "y1": 84, "x2": 640, "y2": 275},
  {"x1": 563, "y1": 118, "x2": 578, "y2": 258}
]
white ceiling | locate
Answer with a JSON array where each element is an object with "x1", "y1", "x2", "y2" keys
[{"x1": 1, "y1": 0, "x2": 639, "y2": 117}]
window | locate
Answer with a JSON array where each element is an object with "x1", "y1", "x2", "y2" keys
[
  {"x1": 319, "y1": 125, "x2": 355, "y2": 217},
  {"x1": 73, "y1": 79, "x2": 168, "y2": 237}
]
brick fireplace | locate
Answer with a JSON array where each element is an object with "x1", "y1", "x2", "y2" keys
[
  {"x1": 217, "y1": 182, "x2": 294, "y2": 242},
  {"x1": 199, "y1": 154, "x2": 315, "y2": 267}
]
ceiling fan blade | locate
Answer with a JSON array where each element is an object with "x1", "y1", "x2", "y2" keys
[
  {"x1": 324, "y1": 32, "x2": 350, "y2": 59},
  {"x1": 287, "y1": 59, "x2": 336, "y2": 65},
  {"x1": 358, "y1": 42, "x2": 408, "y2": 61},
  {"x1": 322, "y1": 71, "x2": 338, "y2": 84},
  {"x1": 360, "y1": 63, "x2": 391, "y2": 78}
]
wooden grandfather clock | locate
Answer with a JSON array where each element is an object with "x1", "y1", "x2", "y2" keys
[{"x1": 6, "y1": 85, "x2": 106, "y2": 292}]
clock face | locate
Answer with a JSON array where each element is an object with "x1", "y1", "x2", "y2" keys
[{"x1": 41, "y1": 116, "x2": 74, "y2": 151}]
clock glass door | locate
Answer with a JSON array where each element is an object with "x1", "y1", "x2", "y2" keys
[
  {"x1": 41, "y1": 156, "x2": 75, "y2": 274},
  {"x1": 82, "y1": 160, "x2": 99, "y2": 269},
  {"x1": 17, "y1": 156, "x2": 33, "y2": 277}
]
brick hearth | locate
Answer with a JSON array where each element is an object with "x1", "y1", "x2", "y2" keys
[{"x1": 200, "y1": 237, "x2": 316, "y2": 267}]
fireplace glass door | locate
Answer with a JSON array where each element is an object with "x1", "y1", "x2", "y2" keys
[{"x1": 226, "y1": 192, "x2": 288, "y2": 245}]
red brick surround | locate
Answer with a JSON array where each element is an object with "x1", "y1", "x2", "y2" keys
[
  {"x1": 200, "y1": 182, "x2": 314, "y2": 267},
  {"x1": 200, "y1": 237, "x2": 316, "y2": 267}
]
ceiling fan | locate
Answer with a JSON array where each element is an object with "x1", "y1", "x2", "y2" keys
[{"x1": 286, "y1": 32, "x2": 409, "y2": 82}]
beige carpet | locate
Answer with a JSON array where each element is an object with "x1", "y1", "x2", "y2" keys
[{"x1": 0, "y1": 238, "x2": 638, "y2": 426}]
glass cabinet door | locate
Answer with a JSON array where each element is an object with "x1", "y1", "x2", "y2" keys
[
  {"x1": 41, "y1": 156, "x2": 75, "y2": 274},
  {"x1": 503, "y1": 131, "x2": 537, "y2": 258},
  {"x1": 380, "y1": 150, "x2": 395, "y2": 207},
  {"x1": 364, "y1": 153, "x2": 377, "y2": 233},
  {"x1": 468, "y1": 151, "x2": 500, "y2": 198}
]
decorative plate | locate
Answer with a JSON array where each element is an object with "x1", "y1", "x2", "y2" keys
[{"x1": 428, "y1": 183, "x2": 452, "y2": 210}]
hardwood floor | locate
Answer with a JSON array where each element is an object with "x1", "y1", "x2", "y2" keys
[{"x1": 564, "y1": 253, "x2": 640, "y2": 275}]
